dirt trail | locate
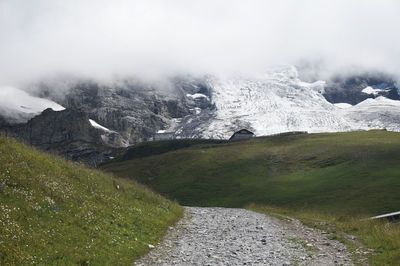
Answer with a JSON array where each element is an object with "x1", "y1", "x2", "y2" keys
[{"x1": 135, "y1": 207, "x2": 354, "y2": 265}]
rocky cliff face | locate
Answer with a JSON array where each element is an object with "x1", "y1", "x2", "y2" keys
[
  {"x1": 31, "y1": 77, "x2": 213, "y2": 144},
  {"x1": 0, "y1": 108, "x2": 123, "y2": 165},
  {"x1": 323, "y1": 73, "x2": 399, "y2": 105},
  {"x1": 0, "y1": 76, "x2": 214, "y2": 164}
]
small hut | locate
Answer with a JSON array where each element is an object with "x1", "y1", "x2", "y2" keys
[
  {"x1": 154, "y1": 131, "x2": 174, "y2": 141},
  {"x1": 229, "y1": 129, "x2": 255, "y2": 141}
]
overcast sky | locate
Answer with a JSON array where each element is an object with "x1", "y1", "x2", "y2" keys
[{"x1": 1, "y1": 0, "x2": 400, "y2": 85}]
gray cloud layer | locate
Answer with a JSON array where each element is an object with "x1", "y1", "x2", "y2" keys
[{"x1": 1, "y1": 0, "x2": 400, "y2": 85}]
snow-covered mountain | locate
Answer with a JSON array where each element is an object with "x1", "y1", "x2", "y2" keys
[
  {"x1": 176, "y1": 66, "x2": 349, "y2": 139},
  {"x1": 338, "y1": 97, "x2": 400, "y2": 132},
  {"x1": 174, "y1": 66, "x2": 400, "y2": 139},
  {"x1": 323, "y1": 72, "x2": 400, "y2": 105},
  {"x1": 1, "y1": 65, "x2": 400, "y2": 163}
]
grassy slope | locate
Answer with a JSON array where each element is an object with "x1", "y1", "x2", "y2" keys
[
  {"x1": 102, "y1": 130, "x2": 400, "y2": 215},
  {"x1": 247, "y1": 204, "x2": 400, "y2": 265},
  {"x1": 102, "y1": 130, "x2": 400, "y2": 264},
  {"x1": 0, "y1": 136, "x2": 182, "y2": 265}
]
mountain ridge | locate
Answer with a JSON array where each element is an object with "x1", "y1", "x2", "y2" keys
[{"x1": 1, "y1": 66, "x2": 399, "y2": 163}]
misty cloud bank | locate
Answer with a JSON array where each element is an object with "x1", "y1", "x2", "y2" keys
[{"x1": 1, "y1": 0, "x2": 400, "y2": 86}]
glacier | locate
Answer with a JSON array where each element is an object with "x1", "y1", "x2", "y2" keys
[
  {"x1": 176, "y1": 65, "x2": 400, "y2": 139},
  {"x1": 339, "y1": 97, "x2": 400, "y2": 132}
]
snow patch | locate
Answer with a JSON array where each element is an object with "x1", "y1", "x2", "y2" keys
[
  {"x1": 190, "y1": 107, "x2": 202, "y2": 114},
  {"x1": 89, "y1": 119, "x2": 112, "y2": 132},
  {"x1": 334, "y1": 103, "x2": 353, "y2": 109},
  {"x1": 362, "y1": 84, "x2": 390, "y2": 95},
  {"x1": 186, "y1": 93, "x2": 210, "y2": 101},
  {"x1": 355, "y1": 96, "x2": 400, "y2": 107},
  {"x1": 298, "y1": 80, "x2": 326, "y2": 93}
]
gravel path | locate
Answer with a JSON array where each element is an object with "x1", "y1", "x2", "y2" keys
[{"x1": 135, "y1": 207, "x2": 355, "y2": 265}]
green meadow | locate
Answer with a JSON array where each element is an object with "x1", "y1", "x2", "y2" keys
[
  {"x1": 102, "y1": 130, "x2": 400, "y2": 264},
  {"x1": 2, "y1": 129, "x2": 400, "y2": 264},
  {"x1": 0, "y1": 136, "x2": 182, "y2": 265},
  {"x1": 102, "y1": 130, "x2": 400, "y2": 214}
]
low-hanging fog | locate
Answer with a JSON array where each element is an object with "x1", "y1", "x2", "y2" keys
[{"x1": 1, "y1": 0, "x2": 400, "y2": 86}]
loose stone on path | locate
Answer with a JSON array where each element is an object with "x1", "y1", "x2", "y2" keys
[{"x1": 135, "y1": 207, "x2": 354, "y2": 265}]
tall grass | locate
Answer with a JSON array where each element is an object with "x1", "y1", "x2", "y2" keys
[
  {"x1": 247, "y1": 204, "x2": 400, "y2": 265},
  {"x1": 0, "y1": 136, "x2": 183, "y2": 265}
]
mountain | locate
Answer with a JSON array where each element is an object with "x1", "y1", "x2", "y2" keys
[
  {"x1": 176, "y1": 66, "x2": 350, "y2": 139},
  {"x1": 29, "y1": 77, "x2": 213, "y2": 143},
  {"x1": 1, "y1": 66, "x2": 400, "y2": 163},
  {"x1": 175, "y1": 66, "x2": 400, "y2": 139},
  {"x1": 0, "y1": 77, "x2": 213, "y2": 164},
  {"x1": 323, "y1": 72, "x2": 400, "y2": 105},
  {"x1": 0, "y1": 108, "x2": 124, "y2": 165}
]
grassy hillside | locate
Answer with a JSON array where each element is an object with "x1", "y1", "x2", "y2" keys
[
  {"x1": 102, "y1": 130, "x2": 400, "y2": 264},
  {"x1": 115, "y1": 138, "x2": 227, "y2": 162},
  {"x1": 246, "y1": 203, "x2": 400, "y2": 265},
  {"x1": 102, "y1": 130, "x2": 400, "y2": 215},
  {"x1": 0, "y1": 136, "x2": 182, "y2": 265}
]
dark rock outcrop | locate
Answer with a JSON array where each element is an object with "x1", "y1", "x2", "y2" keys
[
  {"x1": 0, "y1": 108, "x2": 123, "y2": 166},
  {"x1": 0, "y1": 76, "x2": 214, "y2": 164},
  {"x1": 323, "y1": 73, "x2": 400, "y2": 105},
  {"x1": 32, "y1": 77, "x2": 213, "y2": 144}
]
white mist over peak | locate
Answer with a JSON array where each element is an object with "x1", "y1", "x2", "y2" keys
[
  {"x1": 1, "y1": 0, "x2": 400, "y2": 86},
  {"x1": 0, "y1": 86, "x2": 65, "y2": 123}
]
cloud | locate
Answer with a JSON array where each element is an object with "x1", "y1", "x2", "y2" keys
[
  {"x1": 0, "y1": 86, "x2": 65, "y2": 123},
  {"x1": 1, "y1": 0, "x2": 400, "y2": 85}
]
